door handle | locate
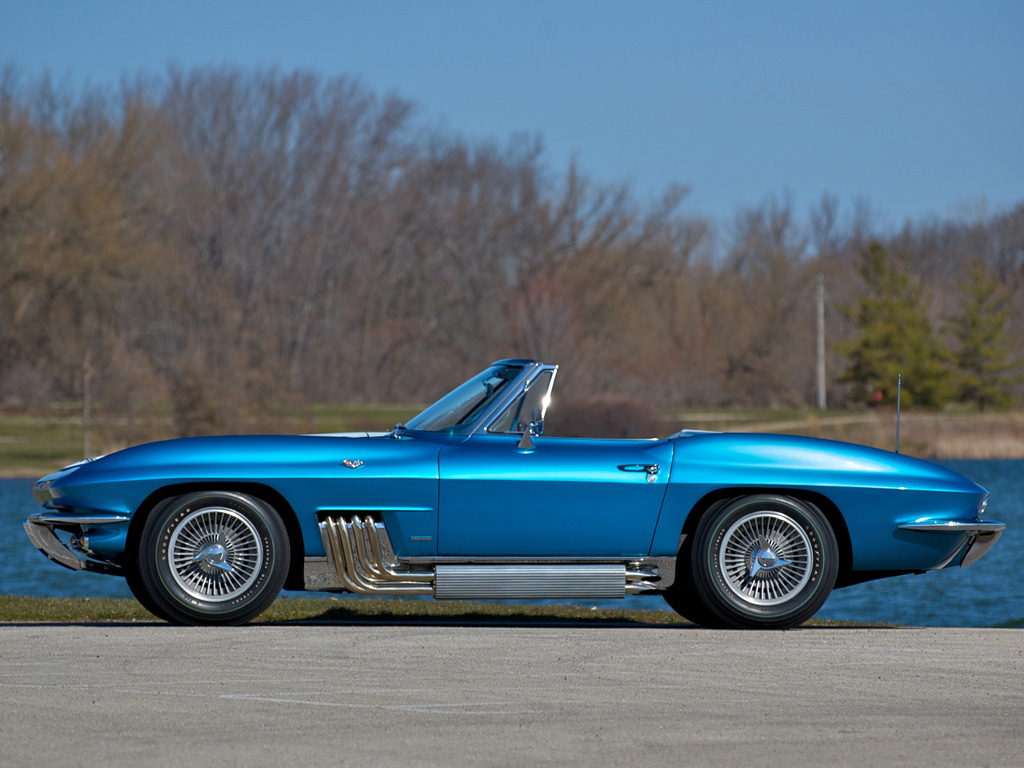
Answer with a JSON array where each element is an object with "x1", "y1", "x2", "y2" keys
[{"x1": 618, "y1": 464, "x2": 660, "y2": 482}]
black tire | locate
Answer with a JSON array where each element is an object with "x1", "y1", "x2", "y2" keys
[
  {"x1": 125, "y1": 562, "x2": 173, "y2": 621},
  {"x1": 689, "y1": 494, "x2": 838, "y2": 629},
  {"x1": 135, "y1": 491, "x2": 290, "y2": 626},
  {"x1": 124, "y1": 498, "x2": 177, "y2": 621},
  {"x1": 663, "y1": 501, "x2": 729, "y2": 627},
  {"x1": 662, "y1": 572, "x2": 725, "y2": 628}
]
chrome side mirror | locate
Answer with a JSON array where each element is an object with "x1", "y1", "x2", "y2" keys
[
  {"x1": 529, "y1": 408, "x2": 544, "y2": 436},
  {"x1": 517, "y1": 409, "x2": 544, "y2": 450}
]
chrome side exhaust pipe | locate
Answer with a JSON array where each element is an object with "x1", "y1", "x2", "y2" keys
[
  {"x1": 624, "y1": 565, "x2": 660, "y2": 593},
  {"x1": 319, "y1": 516, "x2": 433, "y2": 595},
  {"x1": 318, "y1": 514, "x2": 664, "y2": 597}
]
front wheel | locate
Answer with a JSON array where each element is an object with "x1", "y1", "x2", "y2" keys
[
  {"x1": 135, "y1": 491, "x2": 290, "y2": 625},
  {"x1": 690, "y1": 494, "x2": 838, "y2": 629}
]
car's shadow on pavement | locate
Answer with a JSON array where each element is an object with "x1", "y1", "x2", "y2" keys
[{"x1": 2, "y1": 616, "x2": 899, "y2": 629}]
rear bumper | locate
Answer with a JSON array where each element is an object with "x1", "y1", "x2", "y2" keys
[
  {"x1": 23, "y1": 513, "x2": 128, "y2": 575},
  {"x1": 897, "y1": 519, "x2": 1005, "y2": 567}
]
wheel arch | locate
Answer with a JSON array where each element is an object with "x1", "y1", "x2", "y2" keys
[
  {"x1": 126, "y1": 482, "x2": 306, "y2": 591},
  {"x1": 679, "y1": 487, "x2": 853, "y2": 587}
]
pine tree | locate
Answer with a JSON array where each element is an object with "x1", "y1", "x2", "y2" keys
[
  {"x1": 947, "y1": 260, "x2": 1020, "y2": 410},
  {"x1": 839, "y1": 241, "x2": 951, "y2": 407}
]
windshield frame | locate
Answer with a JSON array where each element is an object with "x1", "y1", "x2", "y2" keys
[{"x1": 402, "y1": 361, "x2": 540, "y2": 434}]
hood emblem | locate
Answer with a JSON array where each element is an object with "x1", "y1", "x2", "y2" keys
[{"x1": 342, "y1": 459, "x2": 364, "y2": 469}]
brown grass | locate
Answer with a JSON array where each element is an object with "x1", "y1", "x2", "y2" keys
[{"x1": 3, "y1": 406, "x2": 1022, "y2": 479}]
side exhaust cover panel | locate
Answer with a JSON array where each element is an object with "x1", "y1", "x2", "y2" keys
[{"x1": 434, "y1": 564, "x2": 626, "y2": 599}]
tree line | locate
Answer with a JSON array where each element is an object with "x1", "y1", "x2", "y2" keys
[{"x1": 1, "y1": 66, "x2": 1022, "y2": 435}]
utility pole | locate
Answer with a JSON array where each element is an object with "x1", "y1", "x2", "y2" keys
[
  {"x1": 816, "y1": 272, "x2": 826, "y2": 410},
  {"x1": 82, "y1": 350, "x2": 93, "y2": 458}
]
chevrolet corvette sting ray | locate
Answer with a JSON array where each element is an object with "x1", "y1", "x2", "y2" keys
[{"x1": 24, "y1": 360, "x2": 1005, "y2": 628}]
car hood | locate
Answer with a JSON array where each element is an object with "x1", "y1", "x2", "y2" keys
[
  {"x1": 92, "y1": 433, "x2": 402, "y2": 475},
  {"x1": 32, "y1": 433, "x2": 402, "y2": 502}
]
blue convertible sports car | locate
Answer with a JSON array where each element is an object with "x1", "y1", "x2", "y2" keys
[{"x1": 24, "y1": 359, "x2": 1005, "y2": 628}]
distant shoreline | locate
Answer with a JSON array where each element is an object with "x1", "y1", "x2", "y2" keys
[{"x1": 3, "y1": 406, "x2": 1022, "y2": 478}]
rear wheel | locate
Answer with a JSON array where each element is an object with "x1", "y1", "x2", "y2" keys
[
  {"x1": 662, "y1": 575, "x2": 725, "y2": 628},
  {"x1": 689, "y1": 494, "x2": 837, "y2": 629},
  {"x1": 135, "y1": 491, "x2": 289, "y2": 625},
  {"x1": 663, "y1": 500, "x2": 729, "y2": 627}
]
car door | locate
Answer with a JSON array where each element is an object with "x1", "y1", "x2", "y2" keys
[{"x1": 437, "y1": 434, "x2": 674, "y2": 557}]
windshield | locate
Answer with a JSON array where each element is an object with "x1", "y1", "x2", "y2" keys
[{"x1": 404, "y1": 363, "x2": 524, "y2": 432}]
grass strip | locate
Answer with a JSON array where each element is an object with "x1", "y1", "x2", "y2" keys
[
  {"x1": 0, "y1": 594, "x2": 863, "y2": 627},
  {"x1": 5, "y1": 407, "x2": 1024, "y2": 478}
]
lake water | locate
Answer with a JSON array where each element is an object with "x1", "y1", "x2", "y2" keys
[{"x1": 2, "y1": 459, "x2": 1022, "y2": 627}]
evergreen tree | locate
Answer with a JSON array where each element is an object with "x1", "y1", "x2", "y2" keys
[
  {"x1": 947, "y1": 260, "x2": 1020, "y2": 410},
  {"x1": 839, "y1": 241, "x2": 951, "y2": 407}
]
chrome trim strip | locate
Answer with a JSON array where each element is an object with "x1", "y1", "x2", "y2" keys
[
  {"x1": 27, "y1": 512, "x2": 130, "y2": 526},
  {"x1": 898, "y1": 520, "x2": 1006, "y2": 534}
]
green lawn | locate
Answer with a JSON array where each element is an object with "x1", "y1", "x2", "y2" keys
[{"x1": 0, "y1": 594, "x2": 868, "y2": 626}]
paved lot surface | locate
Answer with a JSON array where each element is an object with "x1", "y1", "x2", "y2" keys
[{"x1": 1, "y1": 622, "x2": 1022, "y2": 767}]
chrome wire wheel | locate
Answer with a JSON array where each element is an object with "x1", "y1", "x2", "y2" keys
[
  {"x1": 689, "y1": 494, "x2": 838, "y2": 629},
  {"x1": 168, "y1": 506, "x2": 264, "y2": 602},
  {"x1": 719, "y1": 511, "x2": 812, "y2": 606},
  {"x1": 137, "y1": 491, "x2": 289, "y2": 625}
]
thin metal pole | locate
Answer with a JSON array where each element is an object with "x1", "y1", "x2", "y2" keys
[
  {"x1": 896, "y1": 373, "x2": 901, "y2": 454},
  {"x1": 816, "y1": 272, "x2": 826, "y2": 410},
  {"x1": 82, "y1": 350, "x2": 92, "y2": 459}
]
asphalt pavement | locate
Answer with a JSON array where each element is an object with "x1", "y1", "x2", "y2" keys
[{"x1": 1, "y1": 622, "x2": 1022, "y2": 767}]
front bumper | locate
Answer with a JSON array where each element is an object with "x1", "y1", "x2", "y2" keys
[
  {"x1": 23, "y1": 513, "x2": 128, "y2": 575},
  {"x1": 897, "y1": 518, "x2": 1006, "y2": 568}
]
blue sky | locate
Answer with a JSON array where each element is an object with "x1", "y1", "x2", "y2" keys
[{"x1": 3, "y1": 0, "x2": 1022, "y2": 226}]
